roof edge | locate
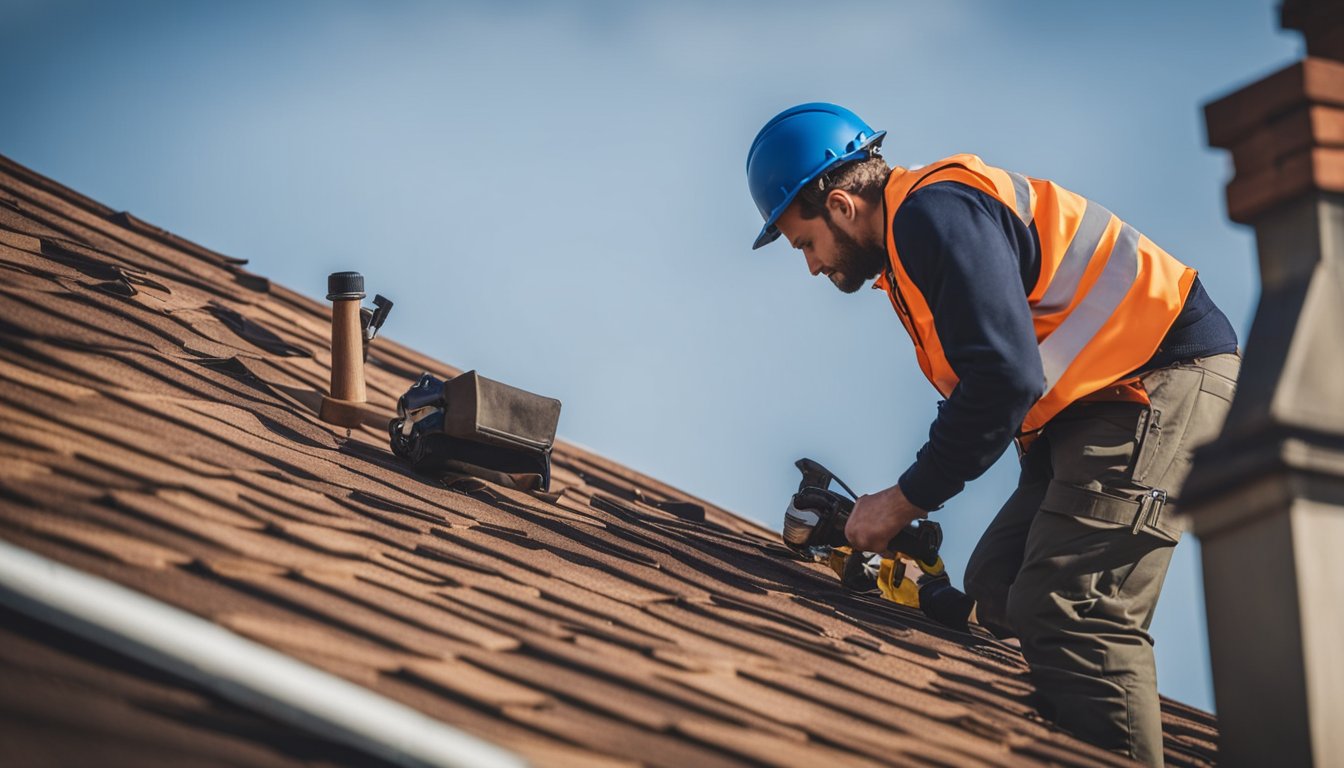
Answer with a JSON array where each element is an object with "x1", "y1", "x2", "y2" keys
[{"x1": 0, "y1": 538, "x2": 527, "y2": 768}]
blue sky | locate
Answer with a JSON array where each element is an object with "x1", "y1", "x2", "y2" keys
[{"x1": 0, "y1": 0, "x2": 1301, "y2": 712}]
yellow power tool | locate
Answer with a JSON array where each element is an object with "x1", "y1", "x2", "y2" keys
[{"x1": 781, "y1": 458, "x2": 972, "y2": 631}]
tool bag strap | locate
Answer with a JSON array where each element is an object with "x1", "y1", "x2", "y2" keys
[{"x1": 1041, "y1": 480, "x2": 1181, "y2": 541}]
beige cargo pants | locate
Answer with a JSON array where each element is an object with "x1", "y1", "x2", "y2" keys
[{"x1": 963, "y1": 353, "x2": 1240, "y2": 765}]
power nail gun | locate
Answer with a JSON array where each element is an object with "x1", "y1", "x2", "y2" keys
[
  {"x1": 783, "y1": 458, "x2": 943, "y2": 566},
  {"x1": 782, "y1": 458, "x2": 973, "y2": 631}
]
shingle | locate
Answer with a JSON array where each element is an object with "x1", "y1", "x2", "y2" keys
[
  {"x1": 0, "y1": 605, "x2": 384, "y2": 768},
  {"x1": 0, "y1": 153, "x2": 1219, "y2": 767}
]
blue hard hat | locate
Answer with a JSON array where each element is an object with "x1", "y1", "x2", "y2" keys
[{"x1": 746, "y1": 102, "x2": 886, "y2": 249}]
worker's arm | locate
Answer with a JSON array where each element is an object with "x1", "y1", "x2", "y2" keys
[{"x1": 892, "y1": 182, "x2": 1043, "y2": 512}]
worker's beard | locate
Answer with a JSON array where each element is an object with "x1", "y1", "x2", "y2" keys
[{"x1": 824, "y1": 213, "x2": 887, "y2": 294}]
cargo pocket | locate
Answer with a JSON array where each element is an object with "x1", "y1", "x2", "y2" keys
[
  {"x1": 1198, "y1": 364, "x2": 1237, "y2": 404},
  {"x1": 1130, "y1": 364, "x2": 1205, "y2": 490},
  {"x1": 1040, "y1": 479, "x2": 1181, "y2": 543},
  {"x1": 1034, "y1": 480, "x2": 1173, "y2": 611},
  {"x1": 1149, "y1": 362, "x2": 1238, "y2": 498},
  {"x1": 1128, "y1": 406, "x2": 1163, "y2": 485}
]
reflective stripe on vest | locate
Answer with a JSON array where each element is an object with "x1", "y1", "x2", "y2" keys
[
  {"x1": 1038, "y1": 220, "x2": 1139, "y2": 393},
  {"x1": 878, "y1": 154, "x2": 1196, "y2": 434},
  {"x1": 1006, "y1": 170, "x2": 1035, "y2": 227}
]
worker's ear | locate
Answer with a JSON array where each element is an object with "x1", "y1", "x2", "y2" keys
[{"x1": 826, "y1": 189, "x2": 856, "y2": 222}]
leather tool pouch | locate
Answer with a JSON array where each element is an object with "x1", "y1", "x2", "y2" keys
[{"x1": 389, "y1": 371, "x2": 562, "y2": 491}]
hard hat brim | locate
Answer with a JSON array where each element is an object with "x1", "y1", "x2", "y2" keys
[{"x1": 752, "y1": 223, "x2": 782, "y2": 250}]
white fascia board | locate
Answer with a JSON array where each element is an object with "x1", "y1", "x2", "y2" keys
[{"x1": 0, "y1": 538, "x2": 528, "y2": 768}]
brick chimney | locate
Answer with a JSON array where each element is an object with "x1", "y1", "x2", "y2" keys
[{"x1": 1184, "y1": 1, "x2": 1344, "y2": 765}]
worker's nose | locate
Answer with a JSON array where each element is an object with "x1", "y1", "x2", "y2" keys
[{"x1": 804, "y1": 250, "x2": 823, "y2": 276}]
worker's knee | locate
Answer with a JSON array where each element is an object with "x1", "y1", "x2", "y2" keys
[{"x1": 1003, "y1": 574, "x2": 1064, "y2": 648}]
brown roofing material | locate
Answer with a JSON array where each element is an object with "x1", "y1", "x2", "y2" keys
[
  {"x1": 0, "y1": 603, "x2": 394, "y2": 768},
  {"x1": 0, "y1": 153, "x2": 1218, "y2": 767}
]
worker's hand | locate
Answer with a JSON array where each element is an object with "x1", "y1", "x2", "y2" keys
[{"x1": 845, "y1": 483, "x2": 927, "y2": 554}]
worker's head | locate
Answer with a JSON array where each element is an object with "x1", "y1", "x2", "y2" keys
[
  {"x1": 746, "y1": 103, "x2": 891, "y2": 293},
  {"x1": 776, "y1": 156, "x2": 890, "y2": 293}
]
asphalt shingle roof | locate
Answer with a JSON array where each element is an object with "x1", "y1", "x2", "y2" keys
[{"x1": 0, "y1": 153, "x2": 1218, "y2": 767}]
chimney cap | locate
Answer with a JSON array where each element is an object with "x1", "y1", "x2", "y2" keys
[
  {"x1": 327, "y1": 271, "x2": 366, "y2": 301},
  {"x1": 1281, "y1": 0, "x2": 1344, "y2": 60}
]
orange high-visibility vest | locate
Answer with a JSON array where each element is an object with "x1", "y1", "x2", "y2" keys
[{"x1": 875, "y1": 154, "x2": 1196, "y2": 435}]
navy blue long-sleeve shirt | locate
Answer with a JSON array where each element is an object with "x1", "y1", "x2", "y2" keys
[{"x1": 891, "y1": 181, "x2": 1238, "y2": 511}]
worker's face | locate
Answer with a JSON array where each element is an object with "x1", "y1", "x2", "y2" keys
[{"x1": 776, "y1": 196, "x2": 886, "y2": 294}]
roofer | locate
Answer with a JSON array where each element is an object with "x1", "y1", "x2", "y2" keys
[{"x1": 746, "y1": 103, "x2": 1239, "y2": 765}]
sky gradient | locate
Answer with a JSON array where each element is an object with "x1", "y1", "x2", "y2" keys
[{"x1": 0, "y1": 0, "x2": 1302, "y2": 713}]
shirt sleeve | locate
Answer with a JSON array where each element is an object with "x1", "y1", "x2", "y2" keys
[{"x1": 891, "y1": 182, "x2": 1044, "y2": 511}]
